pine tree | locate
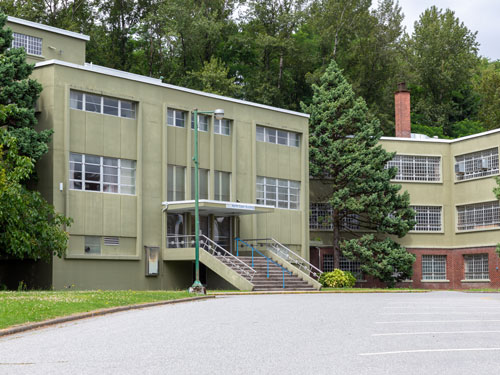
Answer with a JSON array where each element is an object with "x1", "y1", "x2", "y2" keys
[
  {"x1": 302, "y1": 60, "x2": 416, "y2": 286},
  {"x1": 0, "y1": 13, "x2": 71, "y2": 263}
]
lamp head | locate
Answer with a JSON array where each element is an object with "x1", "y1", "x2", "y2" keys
[{"x1": 214, "y1": 109, "x2": 224, "y2": 120}]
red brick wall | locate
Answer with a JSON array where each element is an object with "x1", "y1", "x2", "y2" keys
[{"x1": 310, "y1": 246, "x2": 500, "y2": 289}]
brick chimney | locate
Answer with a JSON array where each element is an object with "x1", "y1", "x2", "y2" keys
[{"x1": 395, "y1": 82, "x2": 411, "y2": 138}]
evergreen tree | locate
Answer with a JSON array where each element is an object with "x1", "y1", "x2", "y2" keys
[
  {"x1": 0, "y1": 13, "x2": 71, "y2": 262},
  {"x1": 302, "y1": 60, "x2": 415, "y2": 286}
]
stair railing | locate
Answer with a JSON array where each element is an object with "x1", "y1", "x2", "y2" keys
[
  {"x1": 241, "y1": 238, "x2": 323, "y2": 280},
  {"x1": 166, "y1": 234, "x2": 256, "y2": 281},
  {"x1": 236, "y1": 238, "x2": 291, "y2": 289}
]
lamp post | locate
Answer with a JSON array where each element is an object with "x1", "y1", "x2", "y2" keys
[{"x1": 189, "y1": 108, "x2": 224, "y2": 294}]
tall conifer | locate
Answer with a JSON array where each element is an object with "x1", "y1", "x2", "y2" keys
[{"x1": 302, "y1": 60, "x2": 415, "y2": 285}]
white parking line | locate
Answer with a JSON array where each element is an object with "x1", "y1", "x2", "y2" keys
[
  {"x1": 372, "y1": 330, "x2": 500, "y2": 336},
  {"x1": 359, "y1": 348, "x2": 500, "y2": 356},
  {"x1": 376, "y1": 319, "x2": 500, "y2": 324},
  {"x1": 382, "y1": 312, "x2": 500, "y2": 315},
  {"x1": 384, "y1": 306, "x2": 500, "y2": 309}
]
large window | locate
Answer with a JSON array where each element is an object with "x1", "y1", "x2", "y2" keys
[
  {"x1": 167, "y1": 108, "x2": 187, "y2": 128},
  {"x1": 214, "y1": 118, "x2": 231, "y2": 135},
  {"x1": 309, "y1": 203, "x2": 359, "y2": 230},
  {"x1": 412, "y1": 206, "x2": 442, "y2": 232},
  {"x1": 386, "y1": 155, "x2": 440, "y2": 182},
  {"x1": 322, "y1": 254, "x2": 334, "y2": 272},
  {"x1": 167, "y1": 165, "x2": 185, "y2": 201},
  {"x1": 191, "y1": 113, "x2": 209, "y2": 132},
  {"x1": 70, "y1": 153, "x2": 136, "y2": 194},
  {"x1": 70, "y1": 90, "x2": 136, "y2": 119},
  {"x1": 464, "y1": 254, "x2": 489, "y2": 280},
  {"x1": 340, "y1": 255, "x2": 363, "y2": 280},
  {"x1": 12, "y1": 32, "x2": 42, "y2": 56},
  {"x1": 257, "y1": 177, "x2": 300, "y2": 209},
  {"x1": 191, "y1": 168, "x2": 209, "y2": 199},
  {"x1": 214, "y1": 171, "x2": 230, "y2": 201},
  {"x1": 422, "y1": 255, "x2": 447, "y2": 280},
  {"x1": 457, "y1": 201, "x2": 500, "y2": 231},
  {"x1": 455, "y1": 148, "x2": 499, "y2": 181},
  {"x1": 256, "y1": 126, "x2": 300, "y2": 148}
]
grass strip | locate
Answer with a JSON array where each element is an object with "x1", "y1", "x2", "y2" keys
[{"x1": 0, "y1": 290, "x2": 191, "y2": 330}]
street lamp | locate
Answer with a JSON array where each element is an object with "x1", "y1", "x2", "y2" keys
[{"x1": 189, "y1": 108, "x2": 224, "y2": 294}]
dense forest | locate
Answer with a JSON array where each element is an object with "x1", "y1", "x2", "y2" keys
[{"x1": 2, "y1": 0, "x2": 499, "y2": 138}]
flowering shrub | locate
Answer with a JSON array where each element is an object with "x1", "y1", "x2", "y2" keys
[{"x1": 319, "y1": 269, "x2": 356, "y2": 288}]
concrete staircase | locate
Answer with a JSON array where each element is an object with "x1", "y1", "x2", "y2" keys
[{"x1": 236, "y1": 256, "x2": 316, "y2": 291}]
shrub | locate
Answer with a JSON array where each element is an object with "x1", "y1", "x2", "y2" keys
[{"x1": 319, "y1": 269, "x2": 356, "y2": 288}]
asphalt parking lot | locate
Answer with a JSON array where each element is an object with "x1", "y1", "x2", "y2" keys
[{"x1": 1, "y1": 291, "x2": 500, "y2": 374}]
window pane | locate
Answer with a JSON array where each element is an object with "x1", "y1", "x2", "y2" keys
[
  {"x1": 265, "y1": 128, "x2": 276, "y2": 143},
  {"x1": 277, "y1": 130, "x2": 288, "y2": 145},
  {"x1": 256, "y1": 126, "x2": 265, "y2": 142},
  {"x1": 84, "y1": 236, "x2": 101, "y2": 254},
  {"x1": 175, "y1": 110, "x2": 185, "y2": 127},
  {"x1": 85, "y1": 94, "x2": 101, "y2": 113},
  {"x1": 70, "y1": 91, "x2": 83, "y2": 110},
  {"x1": 167, "y1": 109, "x2": 174, "y2": 126},
  {"x1": 85, "y1": 155, "x2": 100, "y2": 164},
  {"x1": 103, "y1": 157, "x2": 118, "y2": 167},
  {"x1": 103, "y1": 97, "x2": 119, "y2": 116},
  {"x1": 120, "y1": 101, "x2": 136, "y2": 119}
]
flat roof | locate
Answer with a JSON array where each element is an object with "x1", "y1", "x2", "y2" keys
[
  {"x1": 162, "y1": 200, "x2": 274, "y2": 216},
  {"x1": 381, "y1": 128, "x2": 500, "y2": 144},
  {"x1": 35, "y1": 59, "x2": 310, "y2": 118},
  {"x1": 7, "y1": 16, "x2": 90, "y2": 41}
]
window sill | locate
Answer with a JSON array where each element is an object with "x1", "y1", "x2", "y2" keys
[
  {"x1": 69, "y1": 188, "x2": 136, "y2": 197},
  {"x1": 454, "y1": 173, "x2": 499, "y2": 184},
  {"x1": 27, "y1": 53, "x2": 44, "y2": 60},
  {"x1": 391, "y1": 179, "x2": 442, "y2": 184},
  {"x1": 461, "y1": 279, "x2": 491, "y2": 283},
  {"x1": 456, "y1": 226, "x2": 500, "y2": 234},
  {"x1": 409, "y1": 230, "x2": 444, "y2": 234},
  {"x1": 421, "y1": 279, "x2": 450, "y2": 283},
  {"x1": 65, "y1": 255, "x2": 140, "y2": 260}
]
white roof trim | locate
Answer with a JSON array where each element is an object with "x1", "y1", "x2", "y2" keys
[
  {"x1": 34, "y1": 59, "x2": 309, "y2": 118},
  {"x1": 7, "y1": 16, "x2": 90, "y2": 41},
  {"x1": 382, "y1": 127, "x2": 500, "y2": 144},
  {"x1": 161, "y1": 199, "x2": 274, "y2": 210}
]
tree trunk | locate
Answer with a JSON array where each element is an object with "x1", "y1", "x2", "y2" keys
[
  {"x1": 332, "y1": 209, "x2": 340, "y2": 269},
  {"x1": 278, "y1": 51, "x2": 284, "y2": 89}
]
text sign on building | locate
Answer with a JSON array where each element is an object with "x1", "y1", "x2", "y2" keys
[{"x1": 225, "y1": 203, "x2": 255, "y2": 211}]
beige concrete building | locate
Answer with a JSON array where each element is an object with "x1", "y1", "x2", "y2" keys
[
  {"x1": 3, "y1": 16, "x2": 319, "y2": 291},
  {"x1": 310, "y1": 86, "x2": 500, "y2": 289}
]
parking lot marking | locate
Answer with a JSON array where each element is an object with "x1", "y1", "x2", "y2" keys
[
  {"x1": 376, "y1": 319, "x2": 500, "y2": 324},
  {"x1": 384, "y1": 306, "x2": 500, "y2": 309},
  {"x1": 359, "y1": 348, "x2": 500, "y2": 356},
  {"x1": 382, "y1": 312, "x2": 500, "y2": 315},
  {"x1": 372, "y1": 330, "x2": 500, "y2": 336}
]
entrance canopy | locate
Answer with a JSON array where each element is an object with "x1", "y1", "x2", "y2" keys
[{"x1": 162, "y1": 199, "x2": 274, "y2": 216}]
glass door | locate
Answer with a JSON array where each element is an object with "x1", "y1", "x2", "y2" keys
[{"x1": 213, "y1": 216, "x2": 232, "y2": 251}]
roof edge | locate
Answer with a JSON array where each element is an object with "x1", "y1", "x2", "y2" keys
[
  {"x1": 35, "y1": 60, "x2": 310, "y2": 118},
  {"x1": 7, "y1": 16, "x2": 90, "y2": 41},
  {"x1": 382, "y1": 128, "x2": 500, "y2": 144}
]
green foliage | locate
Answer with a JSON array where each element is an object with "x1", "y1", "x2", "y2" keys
[
  {"x1": 319, "y1": 269, "x2": 356, "y2": 288},
  {"x1": 475, "y1": 60, "x2": 500, "y2": 130},
  {"x1": 186, "y1": 56, "x2": 241, "y2": 97},
  {"x1": 302, "y1": 60, "x2": 415, "y2": 285}
]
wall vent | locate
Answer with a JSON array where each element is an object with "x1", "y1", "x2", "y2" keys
[{"x1": 103, "y1": 236, "x2": 119, "y2": 246}]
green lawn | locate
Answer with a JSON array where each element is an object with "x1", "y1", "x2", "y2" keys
[{"x1": 0, "y1": 290, "x2": 192, "y2": 330}]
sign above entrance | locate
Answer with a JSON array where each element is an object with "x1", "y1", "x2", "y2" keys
[{"x1": 226, "y1": 203, "x2": 255, "y2": 211}]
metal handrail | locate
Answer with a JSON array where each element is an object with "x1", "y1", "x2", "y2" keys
[
  {"x1": 241, "y1": 238, "x2": 323, "y2": 280},
  {"x1": 166, "y1": 235, "x2": 256, "y2": 281},
  {"x1": 236, "y1": 238, "x2": 291, "y2": 288}
]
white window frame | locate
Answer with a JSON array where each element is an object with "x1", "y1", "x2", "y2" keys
[
  {"x1": 455, "y1": 148, "x2": 499, "y2": 181},
  {"x1": 167, "y1": 165, "x2": 186, "y2": 201},
  {"x1": 191, "y1": 113, "x2": 209, "y2": 132},
  {"x1": 422, "y1": 255, "x2": 447, "y2": 281},
  {"x1": 69, "y1": 153, "x2": 136, "y2": 195},
  {"x1": 214, "y1": 118, "x2": 231, "y2": 136},
  {"x1": 257, "y1": 176, "x2": 300, "y2": 210},
  {"x1": 309, "y1": 203, "x2": 359, "y2": 230},
  {"x1": 386, "y1": 154, "x2": 441, "y2": 182},
  {"x1": 411, "y1": 206, "x2": 442, "y2": 232},
  {"x1": 214, "y1": 171, "x2": 231, "y2": 201},
  {"x1": 12, "y1": 32, "x2": 42, "y2": 56},
  {"x1": 339, "y1": 255, "x2": 363, "y2": 280},
  {"x1": 70, "y1": 90, "x2": 136, "y2": 119},
  {"x1": 256, "y1": 125, "x2": 300, "y2": 148},
  {"x1": 456, "y1": 201, "x2": 500, "y2": 231},
  {"x1": 464, "y1": 254, "x2": 489, "y2": 281},
  {"x1": 167, "y1": 108, "x2": 187, "y2": 128}
]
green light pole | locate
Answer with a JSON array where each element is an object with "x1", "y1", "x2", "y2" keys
[{"x1": 190, "y1": 108, "x2": 224, "y2": 294}]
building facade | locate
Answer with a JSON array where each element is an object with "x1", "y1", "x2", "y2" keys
[
  {"x1": 310, "y1": 87, "x2": 500, "y2": 289},
  {"x1": 3, "y1": 16, "x2": 313, "y2": 291}
]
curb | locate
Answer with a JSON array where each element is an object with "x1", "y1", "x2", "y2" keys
[
  {"x1": 0, "y1": 295, "x2": 215, "y2": 338},
  {"x1": 209, "y1": 290, "x2": 430, "y2": 296}
]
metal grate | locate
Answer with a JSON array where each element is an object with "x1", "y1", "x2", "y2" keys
[
  {"x1": 386, "y1": 155, "x2": 441, "y2": 182},
  {"x1": 464, "y1": 254, "x2": 489, "y2": 280},
  {"x1": 455, "y1": 148, "x2": 499, "y2": 181},
  {"x1": 422, "y1": 255, "x2": 446, "y2": 280},
  {"x1": 309, "y1": 203, "x2": 359, "y2": 230},
  {"x1": 412, "y1": 206, "x2": 442, "y2": 231},
  {"x1": 457, "y1": 201, "x2": 500, "y2": 231},
  {"x1": 103, "y1": 237, "x2": 119, "y2": 246},
  {"x1": 322, "y1": 254, "x2": 334, "y2": 272},
  {"x1": 339, "y1": 255, "x2": 363, "y2": 280}
]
